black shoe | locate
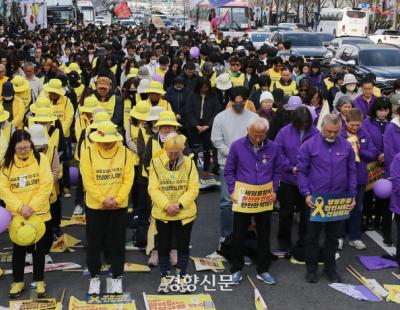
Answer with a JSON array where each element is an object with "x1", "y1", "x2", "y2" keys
[
  {"x1": 325, "y1": 271, "x2": 341, "y2": 283},
  {"x1": 366, "y1": 218, "x2": 374, "y2": 231},
  {"x1": 306, "y1": 272, "x2": 319, "y2": 283},
  {"x1": 383, "y1": 238, "x2": 394, "y2": 247}
]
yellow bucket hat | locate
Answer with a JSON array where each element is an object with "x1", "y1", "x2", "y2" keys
[
  {"x1": 145, "y1": 80, "x2": 166, "y2": 95},
  {"x1": 11, "y1": 75, "x2": 30, "y2": 93},
  {"x1": 65, "y1": 62, "x2": 82, "y2": 74},
  {"x1": 154, "y1": 110, "x2": 181, "y2": 127},
  {"x1": 90, "y1": 121, "x2": 123, "y2": 143},
  {"x1": 30, "y1": 96, "x2": 53, "y2": 114},
  {"x1": 130, "y1": 101, "x2": 150, "y2": 120},
  {"x1": 89, "y1": 111, "x2": 112, "y2": 129},
  {"x1": 0, "y1": 104, "x2": 10, "y2": 122},
  {"x1": 79, "y1": 96, "x2": 100, "y2": 113},
  {"x1": 43, "y1": 79, "x2": 65, "y2": 96},
  {"x1": 127, "y1": 68, "x2": 139, "y2": 79},
  {"x1": 9, "y1": 214, "x2": 46, "y2": 246},
  {"x1": 30, "y1": 106, "x2": 57, "y2": 122}
]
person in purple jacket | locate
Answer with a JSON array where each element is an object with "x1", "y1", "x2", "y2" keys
[
  {"x1": 275, "y1": 106, "x2": 319, "y2": 252},
  {"x1": 383, "y1": 103, "x2": 400, "y2": 176},
  {"x1": 390, "y1": 152, "x2": 400, "y2": 268},
  {"x1": 297, "y1": 114, "x2": 357, "y2": 283},
  {"x1": 362, "y1": 98, "x2": 392, "y2": 245},
  {"x1": 352, "y1": 77, "x2": 377, "y2": 119},
  {"x1": 225, "y1": 117, "x2": 283, "y2": 285},
  {"x1": 339, "y1": 108, "x2": 379, "y2": 250}
]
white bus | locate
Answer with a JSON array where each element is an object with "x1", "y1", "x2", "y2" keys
[
  {"x1": 78, "y1": 0, "x2": 95, "y2": 24},
  {"x1": 318, "y1": 7, "x2": 368, "y2": 37}
]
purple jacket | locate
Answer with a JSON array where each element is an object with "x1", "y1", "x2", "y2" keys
[
  {"x1": 353, "y1": 95, "x2": 377, "y2": 119},
  {"x1": 224, "y1": 136, "x2": 283, "y2": 194},
  {"x1": 340, "y1": 128, "x2": 379, "y2": 185},
  {"x1": 362, "y1": 117, "x2": 387, "y2": 153},
  {"x1": 390, "y1": 152, "x2": 400, "y2": 215},
  {"x1": 383, "y1": 120, "x2": 400, "y2": 175},
  {"x1": 297, "y1": 133, "x2": 357, "y2": 197},
  {"x1": 275, "y1": 123, "x2": 319, "y2": 186}
]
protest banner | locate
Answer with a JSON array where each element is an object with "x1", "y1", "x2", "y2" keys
[
  {"x1": 0, "y1": 252, "x2": 12, "y2": 263},
  {"x1": 82, "y1": 263, "x2": 150, "y2": 276},
  {"x1": 191, "y1": 257, "x2": 225, "y2": 272},
  {"x1": 143, "y1": 293, "x2": 216, "y2": 310},
  {"x1": 60, "y1": 215, "x2": 86, "y2": 227},
  {"x1": 366, "y1": 161, "x2": 385, "y2": 191},
  {"x1": 69, "y1": 296, "x2": 136, "y2": 310},
  {"x1": 232, "y1": 182, "x2": 274, "y2": 213},
  {"x1": 310, "y1": 193, "x2": 354, "y2": 222},
  {"x1": 9, "y1": 298, "x2": 61, "y2": 310},
  {"x1": 51, "y1": 233, "x2": 81, "y2": 253}
]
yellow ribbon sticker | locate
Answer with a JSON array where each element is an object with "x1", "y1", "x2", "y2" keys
[{"x1": 311, "y1": 197, "x2": 326, "y2": 217}]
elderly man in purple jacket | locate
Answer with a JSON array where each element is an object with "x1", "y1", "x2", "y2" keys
[
  {"x1": 225, "y1": 117, "x2": 283, "y2": 285},
  {"x1": 390, "y1": 152, "x2": 400, "y2": 268},
  {"x1": 275, "y1": 106, "x2": 319, "y2": 252},
  {"x1": 352, "y1": 77, "x2": 377, "y2": 119},
  {"x1": 297, "y1": 114, "x2": 357, "y2": 283}
]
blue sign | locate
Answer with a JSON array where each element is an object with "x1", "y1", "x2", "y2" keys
[
  {"x1": 208, "y1": 0, "x2": 232, "y2": 8},
  {"x1": 310, "y1": 192, "x2": 354, "y2": 222}
]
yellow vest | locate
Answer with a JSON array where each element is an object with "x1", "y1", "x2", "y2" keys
[
  {"x1": 145, "y1": 98, "x2": 171, "y2": 111},
  {"x1": 155, "y1": 67, "x2": 167, "y2": 78},
  {"x1": 229, "y1": 72, "x2": 245, "y2": 87},
  {"x1": 0, "y1": 123, "x2": 13, "y2": 161},
  {"x1": 150, "y1": 154, "x2": 197, "y2": 223},
  {"x1": 75, "y1": 114, "x2": 91, "y2": 144},
  {"x1": 44, "y1": 145, "x2": 58, "y2": 204},
  {"x1": 98, "y1": 95, "x2": 116, "y2": 118},
  {"x1": 324, "y1": 77, "x2": 334, "y2": 90},
  {"x1": 373, "y1": 86, "x2": 381, "y2": 97},
  {"x1": 74, "y1": 84, "x2": 85, "y2": 103},
  {"x1": 124, "y1": 99, "x2": 132, "y2": 131},
  {"x1": 47, "y1": 127, "x2": 63, "y2": 180},
  {"x1": 267, "y1": 68, "x2": 282, "y2": 83},
  {"x1": 52, "y1": 96, "x2": 74, "y2": 138},
  {"x1": 272, "y1": 80, "x2": 298, "y2": 96},
  {"x1": 16, "y1": 89, "x2": 32, "y2": 113},
  {"x1": 130, "y1": 125, "x2": 149, "y2": 166},
  {"x1": 199, "y1": 71, "x2": 217, "y2": 88},
  {"x1": 0, "y1": 152, "x2": 53, "y2": 222}
]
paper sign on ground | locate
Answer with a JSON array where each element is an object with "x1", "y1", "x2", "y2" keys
[
  {"x1": 68, "y1": 296, "x2": 136, "y2": 310},
  {"x1": 60, "y1": 215, "x2": 86, "y2": 227},
  {"x1": 83, "y1": 263, "x2": 150, "y2": 276},
  {"x1": 358, "y1": 255, "x2": 399, "y2": 270},
  {"x1": 51, "y1": 233, "x2": 81, "y2": 253},
  {"x1": 9, "y1": 298, "x2": 61, "y2": 310},
  {"x1": 329, "y1": 283, "x2": 380, "y2": 301},
  {"x1": 191, "y1": 257, "x2": 225, "y2": 272},
  {"x1": 143, "y1": 293, "x2": 216, "y2": 310}
]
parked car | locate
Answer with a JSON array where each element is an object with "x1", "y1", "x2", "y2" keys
[
  {"x1": 278, "y1": 23, "x2": 308, "y2": 31},
  {"x1": 269, "y1": 31, "x2": 334, "y2": 64},
  {"x1": 262, "y1": 25, "x2": 291, "y2": 32},
  {"x1": 94, "y1": 15, "x2": 110, "y2": 26},
  {"x1": 369, "y1": 29, "x2": 400, "y2": 45},
  {"x1": 118, "y1": 19, "x2": 136, "y2": 27},
  {"x1": 330, "y1": 43, "x2": 400, "y2": 93},
  {"x1": 248, "y1": 31, "x2": 271, "y2": 49},
  {"x1": 326, "y1": 36, "x2": 373, "y2": 61}
]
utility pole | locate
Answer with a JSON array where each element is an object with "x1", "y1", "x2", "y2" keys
[{"x1": 393, "y1": 0, "x2": 399, "y2": 30}]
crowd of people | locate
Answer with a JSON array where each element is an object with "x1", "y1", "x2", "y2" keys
[{"x1": 0, "y1": 21, "x2": 400, "y2": 299}]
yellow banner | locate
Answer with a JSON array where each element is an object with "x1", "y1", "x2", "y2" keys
[
  {"x1": 191, "y1": 257, "x2": 225, "y2": 272},
  {"x1": 144, "y1": 294, "x2": 216, "y2": 310},
  {"x1": 347, "y1": 135, "x2": 360, "y2": 162},
  {"x1": 232, "y1": 181, "x2": 273, "y2": 213},
  {"x1": 366, "y1": 161, "x2": 385, "y2": 191},
  {"x1": 68, "y1": 296, "x2": 136, "y2": 310},
  {"x1": 9, "y1": 299, "x2": 61, "y2": 310}
]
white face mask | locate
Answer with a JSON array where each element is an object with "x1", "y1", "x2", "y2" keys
[
  {"x1": 325, "y1": 137, "x2": 336, "y2": 143},
  {"x1": 346, "y1": 84, "x2": 356, "y2": 92},
  {"x1": 150, "y1": 60, "x2": 157, "y2": 65}
]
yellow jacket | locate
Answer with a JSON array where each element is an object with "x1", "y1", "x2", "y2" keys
[
  {"x1": 74, "y1": 113, "x2": 91, "y2": 143},
  {"x1": 52, "y1": 95, "x2": 74, "y2": 138},
  {"x1": 80, "y1": 142, "x2": 134, "y2": 210},
  {"x1": 148, "y1": 152, "x2": 199, "y2": 224},
  {"x1": 271, "y1": 80, "x2": 298, "y2": 96},
  {"x1": 0, "y1": 76, "x2": 8, "y2": 95},
  {"x1": 0, "y1": 151, "x2": 53, "y2": 222},
  {"x1": 15, "y1": 89, "x2": 32, "y2": 113},
  {"x1": 6, "y1": 96, "x2": 25, "y2": 129},
  {"x1": 145, "y1": 98, "x2": 172, "y2": 111},
  {"x1": 74, "y1": 84, "x2": 85, "y2": 103},
  {"x1": 267, "y1": 68, "x2": 282, "y2": 83}
]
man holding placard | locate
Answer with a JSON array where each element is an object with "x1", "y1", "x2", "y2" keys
[
  {"x1": 225, "y1": 117, "x2": 283, "y2": 285},
  {"x1": 297, "y1": 114, "x2": 357, "y2": 284}
]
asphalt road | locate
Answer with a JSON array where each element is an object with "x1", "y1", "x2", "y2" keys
[{"x1": 0, "y1": 187, "x2": 399, "y2": 309}]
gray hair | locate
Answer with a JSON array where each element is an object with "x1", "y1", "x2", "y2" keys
[
  {"x1": 321, "y1": 113, "x2": 342, "y2": 128},
  {"x1": 247, "y1": 116, "x2": 269, "y2": 132},
  {"x1": 23, "y1": 62, "x2": 35, "y2": 70}
]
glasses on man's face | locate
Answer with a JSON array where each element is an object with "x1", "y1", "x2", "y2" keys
[{"x1": 231, "y1": 63, "x2": 240, "y2": 67}]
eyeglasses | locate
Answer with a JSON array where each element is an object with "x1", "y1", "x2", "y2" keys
[
  {"x1": 231, "y1": 63, "x2": 240, "y2": 67},
  {"x1": 16, "y1": 146, "x2": 31, "y2": 152}
]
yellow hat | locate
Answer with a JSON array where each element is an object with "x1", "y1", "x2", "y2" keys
[
  {"x1": 30, "y1": 107, "x2": 57, "y2": 122},
  {"x1": 9, "y1": 214, "x2": 46, "y2": 246},
  {"x1": 30, "y1": 96, "x2": 52, "y2": 114},
  {"x1": 0, "y1": 104, "x2": 10, "y2": 122},
  {"x1": 65, "y1": 62, "x2": 82, "y2": 74},
  {"x1": 145, "y1": 80, "x2": 166, "y2": 95},
  {"x1": 89, "y1": 111, "x2": 112, "y2": 129},
  {"x1": 154, "y1": 110, "x2": 181, "y2": 127},
  {"x1": 11, "y1": 75, "x2": 30, "y2": 93},
  {"x1": 164, "y1": 133, "x2": 186, "y2": 150},
  {"x1": 127, "y1": 68, "x2": 139, "y2": 79},
  {"x1": 90, "y1": 121, "x2": 123, "y2": 143},
  {"x1": 43, "y1": 79, "x2": 65, "y2": 96},
  {"x1": 79, "y1": 96, "x2": 100, "y2": 113},
  {"x1": 130, "y1": 101, "x2": 150, "y2": 120}
]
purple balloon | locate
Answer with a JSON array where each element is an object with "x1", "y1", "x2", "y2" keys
[
  {"x1": 151, "y1": 74, "x2": 164, "y2": 83},
  {"x1": 0, "y1": 207, "x2": 12, "y2": 234},
  {"x1": 190, "y1": 46, "x2": 200, "y2": 58},
  {"x1": 70, "y1": 166, "x2": 79, "y2": 186},
  {"x1": 373, "y1": 179, "x2": 392, "y2": 199}
]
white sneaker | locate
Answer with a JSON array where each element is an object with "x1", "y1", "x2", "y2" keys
[
  {"x1": 45, "y1": 255, "x2": 53, "y2": 264},
  {"x1": 88, "y1": 276, "x2": 101, "y2": 295},
  {"x1": 349, "y1": 240, "x2": 366, "y2": 250},
  {"x1": 73, "y1": 205, "x2": 83, "y2": 215},
  {"x1": 110, "y1": 277, "x2": 123, "y2": 294},
  {"x1": 206, "y1": 251, "x2": 227, "y2": 261},
  {"x1": 338, "y1": 238, "x2": 343, "y2": 250},
  {"x1": 25, "y1": 254, "x2": 33, "y2": 265}
]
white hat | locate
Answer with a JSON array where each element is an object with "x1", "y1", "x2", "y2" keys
[
  {"x1": 236, "y1": 45, "x2": 245, "y2": 51},
  {"x1": 28, "y1": 124, "x2": 48, "y2": 146},
  {"x1": 137, "y1": 79, "x2": 151, "y2": 94},
  {"x1": 260, "y1": 91, "x2": 274, "y2": 103},
  {"x1": 226, "y1": 47, "x2": 234, "y2": 54},
  {"x1": 216, "y1": 73, "x2": 232, "y2": 91},
  {"x1": 145, "y1": 106, "x2": 164, "y2": 121},
  {"x1": 171, "y1": 40, "x2": 179, "y2": 47},
  {"x1": 343, "y1": 74, "x2": 357, "y2": 85}
]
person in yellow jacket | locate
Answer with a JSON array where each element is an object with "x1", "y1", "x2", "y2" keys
[
  {"x1": 148, "y1": 133, "x2": 199, "y2": 293},
  {"x1": 199, "y1": 62, "x2": 217, "y2": 88},
  {"x1": 80, "y1": 121, "x2": 134, "y2": 295},
  {"x1": 75, "y1": 96, "x2": 100, "y2": 145},
  {"x1": 0, "y1": 129, "x2": 53, "y2": 298},
  {"x1": 0, "y1": 105, "x2": 16, "y2": 161},
  {"x1": 267, "y1": 56, "x2": 283, "y2": 84},
  {"x1": 1, "y1": 82, "x2": 25, "y2": 129},
  {"x1": 228, "y1": 56, "x2": 246, "y2": 87},
  {"x1": 11, "y1": 75, "x2": 32, "y2": 113},
  {"x1": 66, "y1": 64, "x2": 85, "y2": 104},
  {"x1": 271, "y1": 67, "x2": 298, "y2": 96},
  {"x1": 145, "y1": 81, "x2": 172, "y2": 111}
]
